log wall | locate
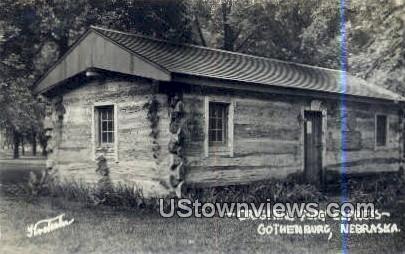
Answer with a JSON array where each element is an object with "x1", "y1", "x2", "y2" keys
[
  {"x1": 324, "y1": 100, "x2": 401, "y2": 173},
  {"x1": 51, "y1": 79, "x2": 403, "y2": 194},
  {"x1": 181, "y1": 87, "x2": 402, "y2": 187},
  {"x1": 55, "y1": 78, "x2": 172, "y2": 196}
]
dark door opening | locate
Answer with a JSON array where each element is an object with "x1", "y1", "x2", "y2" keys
[{"x1": 304, "y1": 111, "x2": 323, "y2": 186}]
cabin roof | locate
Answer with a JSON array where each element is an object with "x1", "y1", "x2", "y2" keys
[{"x1": 34, "y1": 26, "x2": 404, "y2": 102}]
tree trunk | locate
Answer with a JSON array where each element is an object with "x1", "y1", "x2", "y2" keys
[
  {"x1": 221, "y1": 0, "x2": 235, "y2": 51},
  {"x1": 13, "y1": 132, "x2": 19, "y2": 159},
  {"x1": 39, "y1": 132, "x2": 48, "y2": 156},
  {"x1": 32, "y1": 132, "x2": 37, "y2": 156},
  {"x1": 21, "y1": 137, "x2": 25, "y2": 156},
  {"x1": 42, "y1": 144, "x2": 47, "y2": 156},
  {"x1": 194, "y1": 16, "x2": 206, "y2": 46}
]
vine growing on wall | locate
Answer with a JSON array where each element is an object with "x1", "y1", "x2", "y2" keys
[
  {"x1": 167, "y1": 93, "x2": 186, "y2": 197},
  {"x1": 143, "y1": 95, "x2": 161, "y2": 160},
  {"x1": 43, "y1": 96, "x2": 65, "y2": 172}
]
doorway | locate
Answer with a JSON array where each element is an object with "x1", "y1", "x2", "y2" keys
[{"x1": 304, "y1": 111, "x2": 323, "y2": 185}]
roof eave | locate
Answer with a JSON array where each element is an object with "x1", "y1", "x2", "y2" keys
[
  {"x1": 171, "y1": 73, "x2": 404, "y2": 105},
  {"x1": 32, "y1": 28, "x2": 172, "y2": 95}
]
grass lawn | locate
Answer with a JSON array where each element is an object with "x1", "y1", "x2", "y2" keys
[{"x1": 0, "y1": 189, "x2": 404, "y2": 254}]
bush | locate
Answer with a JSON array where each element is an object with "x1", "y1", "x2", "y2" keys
[
  {"x1": 27, "y1": 169, "x2": 56, "y2": 196},
  {"x1": 1, "y1": 169, "x2": 57, "y2": 197}
]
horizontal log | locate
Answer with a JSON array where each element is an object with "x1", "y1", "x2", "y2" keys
[
  {"x1": 185, "y1": 165, "x2": 299, "y2": 187},
  {"x1": 325, "y1": 148, "x2": 400, "y2": 165},
  {"x1": 187, "y1": 153, "x2": 301, "y2": 168},
  {"x1": 234, "y1": 138, "x2": 300, "y2": 156},
  {"x1": 325, "y1": 157, "x2": 400, "y2": 169},
  {"x1": 234, "y1": 124, "x2": 301, "y2": 140}
]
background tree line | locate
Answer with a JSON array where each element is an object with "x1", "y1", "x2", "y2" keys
[{"x1": 0, "y1": 0, "x2": 404, "y2": 158}]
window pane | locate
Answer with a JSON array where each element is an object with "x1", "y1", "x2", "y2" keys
[
  {"x1": 210, "y1": 118, "x2": 216, "y2": 129},
  {"x1": 102, "y1": 121, "x2": 108, "y2": 131},
  {"x1": 217, "y1": 130, "x2": 222, "y2": 142},
  {"x1": 217, "y1": 108, "x2": 223, "y2": 118},
  {"x1": 217, "y1": 118, "x2": 223, "y2": 130},
  {"x1": 102, "y1": 132, "x2": 107, "y2": 143},
  {"x1": 107, "y1": 121, "x2": 113, "y2": 131},
  {"x1": 209, "y1": 130, "x2": 216, "y2": 142},
  {"x1": 108, "y1": 132, "x2": 113, "y2": 143},
  {"x1": 107, "y1": 110, "x2": 113, "y2": 120}
]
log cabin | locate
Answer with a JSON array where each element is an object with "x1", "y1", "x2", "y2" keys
[{"x1": 33, "y1": 26, "x2": 405, "y2": 197}]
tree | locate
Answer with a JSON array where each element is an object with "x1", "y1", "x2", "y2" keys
[
  {"x1": 0, "y1": 75, "x2": 42, "y2": 158},
  {"x1": 0, "y1": 0, "x2": 195, "y2": 158},
  {"x1": 299, "y1": 0, "x2": 405, "y2": 92},
  {"x1": 191, "y1": 0, "x2": 269, "y2": 51},
  {"x1": 192, "y1": 0, "x2": 405, "y2": 94},
  {"x1": 1, "y1": 0, "x2": 404, "y2": 160}
]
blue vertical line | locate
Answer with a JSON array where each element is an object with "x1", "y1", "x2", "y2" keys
[{"x1": 340, "y1": 0, "x2": 349, "y2": 253}]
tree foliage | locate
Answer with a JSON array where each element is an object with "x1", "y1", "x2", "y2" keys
[
  {"x1": 191, "y1": 0, "x2": 404, "y2": 92},
  {"x1": 0, "y1": 0, "x2": 194, "y2": 156},
  {"x1": 299, "y1": 0, "x2": 405, "y2": 93},
  {"x1": 0, "y1": 0, "x2": 404, "y2": 157}
]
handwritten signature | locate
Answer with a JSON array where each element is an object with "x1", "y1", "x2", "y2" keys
[{"x1": 26, "y1": 213, "x2": 74, "y2": 238}]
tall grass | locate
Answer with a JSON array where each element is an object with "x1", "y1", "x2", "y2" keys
[
  {"x1": 347, "y1": 174, "x2": 405, "y2": 207},
  {"x1": 185, "y1": 178, "x2": 326, "y2": 204},
  {"x1": 4, "y1": 171, "x2": 327, "y2": 208},
  {"x1": 47, "y1": 180, "x2": 164, "y2": 211}
]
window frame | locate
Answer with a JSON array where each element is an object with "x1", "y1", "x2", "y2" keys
[
  {"x1": 92, "y1": 102, "x2": 118, "y2": 161},
  {"x1": 98, "y1": 105, "x2": 115, "y2": 146},
  {"x1": 375, "y1": 114, "x2": 389, "y2": 148},
  {"x1": 204, "y1": 96, "x2": 234, "y2": 157}
]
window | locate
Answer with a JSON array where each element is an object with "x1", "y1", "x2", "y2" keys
[
  {"x1": 376, "y1": 115, "x2": 387, "y2": 147},
  {"x1": 92, "y1": 104, "x2": 118, "y2": 161},
  {"x1": 97, "y1": 105, "x2": 114, "y2": 145},
  {"x1": 204, "y1": 97, "x2": 234, "y2": 157},
  {"x1": 209, "y1": 102, "x2": 228, "y2": 146}
]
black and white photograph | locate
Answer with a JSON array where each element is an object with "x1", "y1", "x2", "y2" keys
[{"x1": 1, "y1": 0, "x2": 405, "y2": 253}]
